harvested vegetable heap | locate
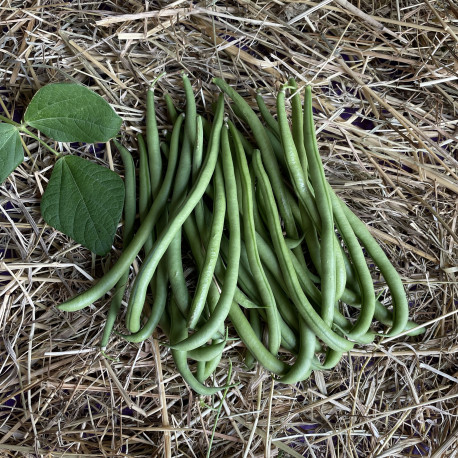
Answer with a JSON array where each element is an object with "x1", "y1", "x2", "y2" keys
[{"x1": 57, "y1": 75, "x2": 423, "y2": 395}]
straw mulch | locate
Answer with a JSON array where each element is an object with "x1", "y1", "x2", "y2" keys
[{"x1": 1, "y1": 1, "x2": 457, "y2": 457}]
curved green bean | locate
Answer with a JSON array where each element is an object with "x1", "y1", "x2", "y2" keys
[
  {"x1": 170, "y1": 297, "x2": 226, "y2": 396},
  {"x1": 58, "y1": 114, "x2": 185, "y2": 313},
  {"x1": 100, "y1": 140, "x2": 137, "y2": 348},
  {"x1": 187, "y1": 163, "x2": 226, "y2": 329}
]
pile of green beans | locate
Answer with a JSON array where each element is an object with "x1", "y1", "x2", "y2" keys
[{"x1": 57, "y1": 74, "x2": 423, "y2": 395}]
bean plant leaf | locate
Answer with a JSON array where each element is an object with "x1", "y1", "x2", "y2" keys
[
  {"x1": 24, "y1": 83, "x2": 122, "y2": 143},
  {"x1": 0, "y1": 123, "x2": 23, "y2": 183},
  {"x1": 41, "y1": 156, "x2": 125, "y2": 255}
]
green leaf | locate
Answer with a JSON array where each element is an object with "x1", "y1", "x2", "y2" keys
[
  {"x1": 24, "y1": 83, "x2": 122, "y2": 143},
  {"x1": 41, "y1": 156, "x2": 125, "y2": 255},
  {"x1": 0, "y1": 123, "x2": 23, "y2": 183}
]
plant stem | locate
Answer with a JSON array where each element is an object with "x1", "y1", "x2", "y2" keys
[
  {"x1": 0, "y1": 113, "x2": 61, "y2": 157},
  {"x1": 19, "y1": 125, "x2": 61, "y2": 157},
  {"x1": 0, "y1": 113, "x2": 22, "y2": 127}
]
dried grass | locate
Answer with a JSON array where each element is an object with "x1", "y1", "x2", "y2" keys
[{"x1": 1, "y1": 0, "x2": 457, "y2": 456}]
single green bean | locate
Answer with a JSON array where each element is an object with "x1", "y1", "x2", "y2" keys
[
  {"x1": 182, "y1": 73, "x2": 197, "y2": 147},
  {"x1": 112, "y1": 140, "x2": 137, "y2": 244},
  {"x1": 138, "y1": 133, "x2": 152, "y2": 222},
  {"x1": 100, "y1": 140, "x2": 137, "y2": 348},
  {"x1": 146, "y1": 73, "x2": 165, "y2": 199},
  {"x1": 164, "y1": 93, "x2": 178, "y2": 123},
  {"x1": 166, "y1": 130, "x2": 192, "y2": 317},
  {"x1": 288, "y1": 78, "x2": 308, "y2": 174},
  {"x1": 187, "y1": 163, "x2": 226, "y2": 329},
  {"x1": 279, "y1": 317, "x2": 315, "y2": 384},
  {"x1": 255, "y1": 92, "x2": 280, "y2": 138}
]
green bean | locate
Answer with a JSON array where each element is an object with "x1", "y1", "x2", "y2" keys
[
  {"x1": 164, "y1": 93, "x2": 178, "y2": 123},
  {"x1": 159, "y1": 76, "x2": 195, "y2": 320},
  {"x1": 288, "y1": 78, "x2": 308, "y2": 176},
  {"x1": 125, "y1": 94, "x2": 225, "y2": 333},
  {"x1": 196, "y1": 361, "x2": 206, "y2": 384},
  {"x1": 182, "y1": 73, "x2": 197, "y2": 147},
  {"x1": 100, "y1": 140, "x2": 136, "y2": 348},
  {"x1": 160, "y1": 141, "x2": 169, "y2": 159},
  {"x1": 339, "y1": 199, "x2": 409, "y2": 336},
  {"x1": 249, "y1": 166, "x2": 270, "y2": 243},
  {"x1": 285, "y1": 235, "x2": 305, "y2": 249},
  {"x1": 255, "y1": 92, "x2": 280, "y2": 137},
  {"x1": 187, "y1": 340, "x2": 226, "y2": 362},
  {"x1": 192, "y1": 117, "x2": 206, "y2": 241},
  {"x1": 202, "y1": 341, "x2": 225, "y2": 380},
  {"x1": 170, "y1": 297, "x2": 226, "y2": 395},
  {"x1": 172, "y1": 128, "x2": 241, "y2": 352},
  {"x1": 279, "y1": 317, "x2": 315, "y2": 384},
  {"x1": 244, "y1": 308, "x2": 263, "y2": 369},
  {"x1": 138, "y1": 134, "x2": 152, "y2": 222},
  {"x1": 166, "y1": 130, "x2": 192, "y2": 317},
  {"x1": 112, "y1": 140, "x2": 136, "y2": 245},
  {"x1": 265, "y1": 128, "x2": 287, "y2": 169},
  {"x1": 234, "y1": 288, "x2": 260, "y2": 310},
  {"x1": 159, "y1": 304, "x2": 171, "y2": 337},
  {"x1": 253, "y1": 149, "x2": 353, "y2": 352},
  {"x1": 228, "y1": 121, "x2": 281, "y2": 354},
  {"x1": 146, "y1": 73, "x2": 165, "y2": 199},
  {"x1": 58, "y1": 114, "x2": 185, "y2": 313},
  {"x1": 329, "y1": 189, "x2": 375, "y2": 338},
  {"x1": 281, "y1": 86, "x2": 335, "y2": 326},
  {"x1": 187, "y1": 163, "x2": 226, "y2": 329},
  {"x1": 182, "y1": 215, "x2": 223, "y2": 334},
  {"x1": 229, "y1": 302, "x2": 289, "y2": 375},
  {"x1": 192, "y1": 117, "x2": 204, "y2": 182}
]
